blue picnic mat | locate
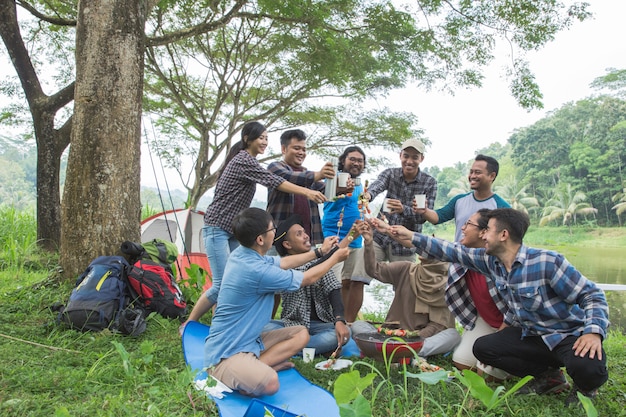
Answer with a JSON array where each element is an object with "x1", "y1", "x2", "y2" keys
[{"x1": 182, "y1": 321, "x2": 348, "y2": 417}]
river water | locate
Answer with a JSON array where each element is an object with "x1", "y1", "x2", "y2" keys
[{"x1": 362, "y1": 245, "x2": 626, "y2": 332}]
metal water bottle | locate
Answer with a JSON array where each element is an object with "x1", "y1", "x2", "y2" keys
[{"x1": 324, "y1": 157, "x2": 338, "y2": 200}]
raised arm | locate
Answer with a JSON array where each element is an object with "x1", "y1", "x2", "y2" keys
[
  {"x1": 301, "y1": 247, "x2": 350, "y2": 287},
  {"x1": 277, "y1": 180, "x2": 326, "y2": 204}
]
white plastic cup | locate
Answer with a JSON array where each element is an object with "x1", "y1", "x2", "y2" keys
[
  {"x1": 303, "y1": 347, "x2": 316, "y2": 363},
  {"x1": 414, "y1": 194, "x2": 426, "y2": 209},
  {"x1": 354, "y1": 177, "x2": 361, "y2": 186},
  {"x1": 382, "y1": 198, "x2": 391, "y2": 213},
  {"x1": 337, "y1": 172, "x2": 350, "y2": 187}
]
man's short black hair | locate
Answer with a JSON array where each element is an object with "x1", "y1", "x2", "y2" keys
[
  {"x1": 280, "y1": 129, "x2": 307, "y2": 147},
  {"x1": 486, "y1": 208, "x2": 529, "y2": 244},
  {"x1": 232, "y1": 207, "x2": 273, "y2": 248},
  {"x1": 475, "y1": 154, "x2": 499, "y2": 178},
  {"x1": 476, "y1": 208, "x2": 491, "y2": 230}
]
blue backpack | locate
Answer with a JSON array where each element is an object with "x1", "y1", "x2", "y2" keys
[{"x1": 59, "y1": 255, "x2": 144, "y2": 334}]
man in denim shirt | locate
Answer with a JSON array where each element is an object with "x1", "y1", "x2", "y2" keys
[{"x1": 375, "y1": 208, "x2": 609, "y2": 407}]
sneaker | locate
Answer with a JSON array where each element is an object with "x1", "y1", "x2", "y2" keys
[
  {"x1": 517, "y1": 368, "x2": 571, "y2": 395},
  {"x1": 565, "y1": 386, "x2": 598, "y2": 407}
]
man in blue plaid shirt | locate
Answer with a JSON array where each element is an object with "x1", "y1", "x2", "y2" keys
[{"x1": 375, "y1": 208, "x2": 609, "y2": 408}]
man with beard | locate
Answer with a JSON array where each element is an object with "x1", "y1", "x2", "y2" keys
[{"x1": 321, "y1": 145, "x2": 372, "y2": 323}]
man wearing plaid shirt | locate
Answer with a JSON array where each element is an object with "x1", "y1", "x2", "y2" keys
[
  {"x1": 364, "y1": 138, "x2": 437, "y2": 262},
  {"x1": 267, "y1": 129, "x2": 335, "y2": 247},
  {"x1": 263, "y1": 214, "x2": 352, "y2": 356},
  {"x1": 379, "y1": 208, "x2": 609, "y2": 407}
]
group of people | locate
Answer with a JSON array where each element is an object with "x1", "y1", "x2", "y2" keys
[{"x1": 182, "y1": 121, "x2": 609, "y2": 407}]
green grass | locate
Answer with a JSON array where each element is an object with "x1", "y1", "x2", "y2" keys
[
  {"x1": 2, "y1": 269, "x2": 625, "y2": 416},
  {"x1": 1, "y1": 206, "x2": 625, "y2": 416}
]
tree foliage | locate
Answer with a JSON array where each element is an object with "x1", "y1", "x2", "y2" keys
[
  {"x1": 141, "y1": 0, "x2": 592, "y2": 207},
  {"x1": 0, "y1": 0, "x2": 596, "y2": 273},
  {"x1": 540, "y1": 182, "x2": 598, "y2": 232}
]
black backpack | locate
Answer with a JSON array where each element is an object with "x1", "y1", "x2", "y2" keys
[
  {"x1": 126, "y1": 259, "x2": 187, "y2": 319},
  {"x1": 58, "y1": 255, "x2": 145, "y2": 335}
]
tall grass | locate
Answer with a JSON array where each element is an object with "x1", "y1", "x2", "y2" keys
[{"x1": 0, "y1": 207, "x2": 58, "y2": 281}]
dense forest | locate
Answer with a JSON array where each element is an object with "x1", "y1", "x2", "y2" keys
[{"x1": 2, "y1": 92, "x2": 625, "y2": 227}]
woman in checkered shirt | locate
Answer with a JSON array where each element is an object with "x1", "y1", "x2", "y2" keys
[{"x1": 183, "y1": 121, "x2": 327, "y2": 327}]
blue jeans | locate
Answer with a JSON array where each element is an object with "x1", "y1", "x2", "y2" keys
[
  {"x1": 203, "y1": 225, "x2": 239, "y2": 304},
  {"x1": 263, "y1": 320, "x2": 351, "y2": 356}
]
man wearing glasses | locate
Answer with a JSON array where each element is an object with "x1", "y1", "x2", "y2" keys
[
  {"x1": 322, "y1": 145, "x2": 372, "y2": 323},
  {"x1": 447, "y1": 209, "x2": 509, "y2": 381},
  {"x1": 415, "y1": 154, "x2": 510, "y2": 242},
  {"x1": 203, "y1": 208, "x2": 349, "y2": 397}
]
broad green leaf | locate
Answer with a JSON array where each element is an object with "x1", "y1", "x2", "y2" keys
[
  {"x1": 579, "y1": 392, "x2": 599, "y2": 417},
  {"x1": 404, "y1": 369, "x2": 450, "y2": 385},
  {"x1": 338, "y1": 394, "x2": 372, "y2": 417},
  {"x1": 333, "y1": 370, "x2": 376, "y2": 404}
]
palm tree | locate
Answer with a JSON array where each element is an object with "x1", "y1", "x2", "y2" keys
[
  {"x1": 611, "y1": 181, "x2": 626, "y2": 226},
  {"x1": 540, "y1": 183, "x2": 598, "y2": 233},
  {"x1": 495, "y1": 176, "x2": 540, "y2": 216},
  {"x1": 447, "y1": 178, "x2": 470, "y2": 197}
]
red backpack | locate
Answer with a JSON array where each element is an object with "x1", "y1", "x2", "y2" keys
[{"x1": 126, "y1": 259, "x2": 187, "y2": 319}]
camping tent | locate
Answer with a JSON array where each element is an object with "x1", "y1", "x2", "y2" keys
[{"x1": 141, "y1": 208, "x2": 212, "y2": 291}]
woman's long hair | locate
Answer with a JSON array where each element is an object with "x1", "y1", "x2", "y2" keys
[{"x1": 218, "y1": 121, "x2": 266, "y2": 179}]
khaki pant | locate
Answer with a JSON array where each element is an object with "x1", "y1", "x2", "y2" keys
[{"x1": 208, "y1": 326, "x2": 305, "y2": 396}]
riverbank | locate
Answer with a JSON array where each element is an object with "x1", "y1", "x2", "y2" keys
[{"x1": 424, "y1": 224, "x2": 626, "y2": 248}]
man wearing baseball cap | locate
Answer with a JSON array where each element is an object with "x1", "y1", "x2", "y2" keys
[{"x1": 363, "y1": 138, "x2": 437, "y2": 263}]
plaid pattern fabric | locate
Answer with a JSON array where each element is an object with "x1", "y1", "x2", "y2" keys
[
  {"x1": 368, "y1": 167, "x2": 437, "y2": 257},
  {"x1": 279, "y1": 263, "x2": 341, "y2": 328},
  {"x1": 446, "y1": 263, "x2": 509, "y2": 330},
  {"x1": 413, "y1": 234, "x2": 609, "y2": 350},
  {"x1": 266, "y1": 160, "x2": 325, "y2": 245},
  {"x1": 204, "y1": 151, "x2": 285, "y2": 233}
]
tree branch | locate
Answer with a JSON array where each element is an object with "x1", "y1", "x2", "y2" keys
[
  {"x1": 146, "y1": 0, "x2": 247, "y2": 47},
  {"x1": 16, "y1": 0, "x2": 76, "y2": 26}
]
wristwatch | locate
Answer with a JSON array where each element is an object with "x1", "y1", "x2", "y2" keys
[{"x1": 334, "y1": 316, "x2": 347, "y2": 325}]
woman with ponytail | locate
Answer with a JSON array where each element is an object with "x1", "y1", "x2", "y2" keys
[{"x1": 183, "y1": 121, "x2": 327, "y2": 327}]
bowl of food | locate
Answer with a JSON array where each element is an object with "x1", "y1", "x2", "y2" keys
[{"x1": 353, "y1": 331, "x2": 424, "y2": 362}]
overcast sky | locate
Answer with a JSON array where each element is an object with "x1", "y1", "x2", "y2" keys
[{"x1": 391, "y1": 1, "x2": 626, "y2": 170}]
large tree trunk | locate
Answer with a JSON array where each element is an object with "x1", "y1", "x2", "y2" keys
[
  {"x1": 34, "y1": 114, "x2": 70, "y2": 252},
  {"x1": 60, "y1": 0, "x2": 147, "y2": 278}
]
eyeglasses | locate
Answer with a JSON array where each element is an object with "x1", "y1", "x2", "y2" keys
[
  {"x1": 259, "y1": 226, "x2": 277, "y2": 237},
  {"x1": 463, "y1": 220, "x2": 481, "y2": 229},
  {"x1": 348, "y1": 157, "x2": 364, "y2": 164}
]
